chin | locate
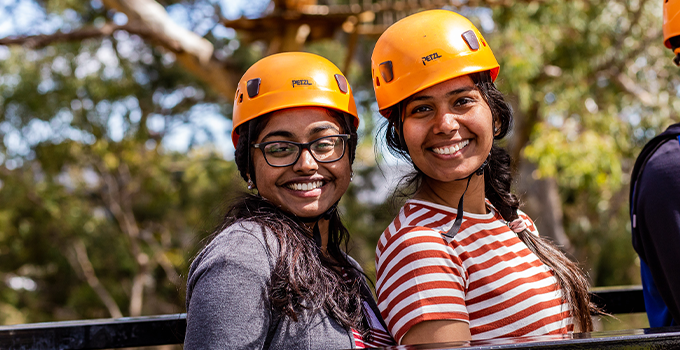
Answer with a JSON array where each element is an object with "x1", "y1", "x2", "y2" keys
[{"x1": 285, "y1": 206, "x2": 325, "y2": 219}]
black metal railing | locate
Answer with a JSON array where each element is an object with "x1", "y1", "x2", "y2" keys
[
  {"x1": 3, "y1": 286, "x2": 678, "y2": 350},
  {"x1": 0, "y1": 313, "x2": 185, "y2": 349},
  {"x1": 590, "y1": 285, "x2": 646, "y2": 314}
]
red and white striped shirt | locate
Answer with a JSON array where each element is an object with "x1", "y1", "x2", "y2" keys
[{"x1": 375, "y1": 199, "x2": 572, "y2": 343}]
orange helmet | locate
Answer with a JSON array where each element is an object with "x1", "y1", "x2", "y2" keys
[
  {"x1": 232, "y1": 52, "x2": 358, "y2": 146},
  {"x1": 371, "y1": 10, "x2": 499, "y2": 116}
]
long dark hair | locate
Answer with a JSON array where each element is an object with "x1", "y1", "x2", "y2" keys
[
  {"x1": 382, "y1": 72, "x2": 596, "y2": 332},
  {"x1": 212, "y1": 108, "x2": 370, "y2": 335}
]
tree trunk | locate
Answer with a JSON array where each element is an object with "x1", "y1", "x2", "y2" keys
[{"x1": 516, "y1": 161, "x2": 573, "y2": 253}]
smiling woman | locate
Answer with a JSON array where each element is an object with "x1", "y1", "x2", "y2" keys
[
  {"x1": 184, "y1": 52, "x2": 394, "y2": 349},
  {"x1": 371, "y1": 10, "x2": 597, "y2": 346}
]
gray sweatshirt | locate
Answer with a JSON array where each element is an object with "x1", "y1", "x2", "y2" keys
[{"x1": 184, "y1": 221, "x2": 358, "y2": 349}]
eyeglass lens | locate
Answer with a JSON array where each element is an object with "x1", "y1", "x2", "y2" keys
[{"x1": 262, "y1": 136, "x2": 346, "y2": 166}]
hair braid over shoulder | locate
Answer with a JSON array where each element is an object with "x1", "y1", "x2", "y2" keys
[
  {"x1": 484, "y1": 145, "x2": 595, "y2": 331},
  {"x1": 476, "y1": 74, "x2": 596, "y2": 331}
]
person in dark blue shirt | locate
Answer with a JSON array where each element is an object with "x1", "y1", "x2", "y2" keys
[
  {"x1": 630, "y1": 0, "x2": 680, "y2": 328},
  {"x1": 630, "y1": 123, "x2": 680, "y2": 327}
]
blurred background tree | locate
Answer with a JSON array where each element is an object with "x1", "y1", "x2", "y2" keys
[{"x1": 0, "y1": 0, "x2": 676, "y2": 332}]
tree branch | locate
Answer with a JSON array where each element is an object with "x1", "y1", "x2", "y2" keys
[
  {"x1": 0, "y1": 22, "x2": 148, "y2": 49},
  {"x1": 94, "y1": 160, "x2": 149, "y2": 316},
  {"x1": 69, "y1": 240, "x2": 124, "y2": 319},
  {"x1": 143, "y1": 227, "x2": 182, "y2": 287},
  {"x1": 101, "y1": 0, "x2": 237, "y2": 101},
  {"x1": 592, "y1": 18, "x2": 662, "y2": 79},
  {"x1": 614, "y1": 72, "x2": 657, "y2": 107},
  {"x1": 129, "y1": 253, "x2": 150, "y2": 317},
  {"x1": 598, "y1": 28, "x2": 663, "y2": 108}
]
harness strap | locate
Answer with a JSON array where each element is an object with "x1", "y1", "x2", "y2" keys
[
  {"x1": 442, "y1": 174, "x2": 473, "y2": 239},
  {"x1": 442, "y1": 157, "x2": 489, "y2": 240}
]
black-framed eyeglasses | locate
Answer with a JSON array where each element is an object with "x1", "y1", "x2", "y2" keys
[{"x1": 252, "y1": 134, "x2": 351, "y2": 167}]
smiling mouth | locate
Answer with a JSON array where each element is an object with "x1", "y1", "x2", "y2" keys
[
  {"x1": 286, "y1": 181, "x2": 325, "y2": 191},
  {"x1": 432, "y1": 139, "x2": 470, "y2": 155}
]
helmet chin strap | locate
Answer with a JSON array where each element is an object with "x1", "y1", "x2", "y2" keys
[
  {"x1": 442, "y1": 155, "x2": 489, "y2": 239},
  {"x1": 296, "y1": 201, "x2": 339, "y2": 249}
]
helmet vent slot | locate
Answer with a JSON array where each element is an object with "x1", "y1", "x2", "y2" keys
[
  {"x1": 239, "y1": 93, "x2": 243, "y2": 103},
  {"x1": 379, "y1": 61, "x2": 394, "y2": 83},
  {"x1": 334, "y1": 74, "x2": 348, "y2": 93},
  {"x1": 462, "y1": 30, "x2": 480, "y2": 51},
  {"x1": 247, "y1": 78, "x2": 261, "y2": 98}
]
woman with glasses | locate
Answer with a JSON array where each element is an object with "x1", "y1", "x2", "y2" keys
[
  {"x1": 184, "y1": 52, "x2": 394, "y2": 349},
  {"x1": 371, "y1": 10, "x2": 595, "y2": 345}
]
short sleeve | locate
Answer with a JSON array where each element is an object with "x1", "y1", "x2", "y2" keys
[
  {"x1": 375, "y1": 225, "x2": 468, "y2": 343},
  {"x1": 185, "y1": 223, "x2": 277, "y2": 350}
]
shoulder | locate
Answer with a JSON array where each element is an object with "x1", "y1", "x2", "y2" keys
[
  {"x1": 645, "y1": 137, "x2": 680, "y2": 175},
  {"x1": 638, "y1": 138, "x2": 680, "y2": 198},
  {"x1": 379, "y1": 200, "x2": 451, "y2": 248},
  {"x1": 377, "y1": 201, "x2": 459, "y2": 266},
  {"x1": 188, "y1": 220, "x2": 279, "y2": 281},
  {"x1": 637, "y1": 139, "x2": 680, "y2": 215},
  {"x1": 378, "y1": 220, "x2": 449, "y2": 259},
  {"x1": 637, "y1": 129, "x2": 680, "y2": 184},
  {"x1": 376, "y1": 218, "x2": 463, "y2": 290},
  {"x1": 208, "y1": 220, "x2": 277, "y2": 254}
]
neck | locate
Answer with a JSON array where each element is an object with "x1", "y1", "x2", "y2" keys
[{"x1": 414, "y1": 174, "x2": 488, "y2": 214}]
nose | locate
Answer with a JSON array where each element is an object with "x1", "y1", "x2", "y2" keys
[
  {"x1": 432, "y1": 111, "x2": 460, "y2": 135},
  {"x1": 293, "y1": 148, "x2": 318, "y2": 174}
]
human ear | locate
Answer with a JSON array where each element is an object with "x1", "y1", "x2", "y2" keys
[{"x1": 493, "y1": 118, "x2": 502, "y2": 136}]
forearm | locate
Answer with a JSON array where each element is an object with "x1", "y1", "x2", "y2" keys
[{"x1": 401, "y1": 320, "x2": 471, "y2": 345}]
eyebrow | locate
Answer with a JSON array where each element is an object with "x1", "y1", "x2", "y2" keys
[
  {"x1": 406, "y1": 86, "x2": 477, "y2": 104},
  {"x1": 260, "y1": 124, "x2": 341, "y2": 142},
  {"x1": 260, "y1": 130, "x2": 294, "y2": 141},
  {"x1": 311, "y1": 124, "x2": 341, "y2": 134}
]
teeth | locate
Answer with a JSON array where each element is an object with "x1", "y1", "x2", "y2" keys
[
  {"x1": 287, "y1": 181, "x2": 324, "y2": 191},
  {"x1": 433, "y1": 140, "x2": 470, "y2": 155}
]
